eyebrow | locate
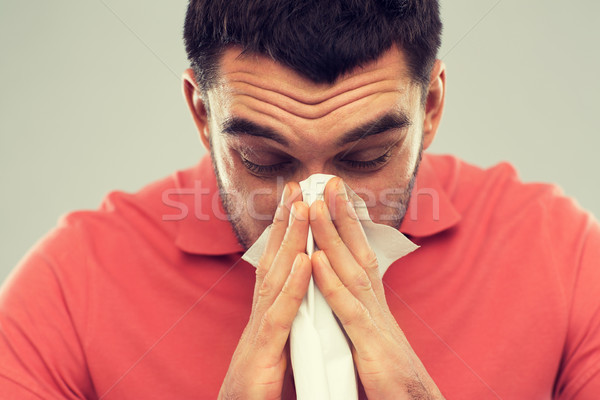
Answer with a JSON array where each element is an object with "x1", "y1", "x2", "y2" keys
[
  {"x1": 335, "y1": 111, "x2": 412, "y2": 146},
  {"x1": 221, "y1": 118, "x2": 290, "y2": 146},
  {"x1": 220, "y1": 111, "x2": 412, "y2": 147}
]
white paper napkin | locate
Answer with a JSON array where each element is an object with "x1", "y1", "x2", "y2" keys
[{"x1": 242, "y1": 174, "x2": 419, "y2": 400}]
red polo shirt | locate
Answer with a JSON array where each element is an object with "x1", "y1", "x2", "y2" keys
[{"x1": 1, "y1": 153, "x2": 599, "y2": 399}]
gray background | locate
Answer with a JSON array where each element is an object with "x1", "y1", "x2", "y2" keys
[{"x1": 1, "y1": 0, "x2": 599, "y2": 283}]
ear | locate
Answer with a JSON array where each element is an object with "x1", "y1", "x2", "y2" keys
[
  {"x1": 422, "y1": 59, "x2": 446, "y2": 150},
  {"x1": 182, "y1": 68, "x2": 211, "y2": 151}
]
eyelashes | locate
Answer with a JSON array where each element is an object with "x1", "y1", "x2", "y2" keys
[
  {"x1": 342, "y1": 151, "x2": 392, "y2": 170},
  {"x1": 240, "y1": 158, "x2": 292, "y2": 175},
  {"x1": 240, "y1": 148, "x2": 394, "y2": 177}
]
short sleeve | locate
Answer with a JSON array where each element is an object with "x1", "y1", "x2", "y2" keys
[
  {"x1": 554, "y1": 218, "x2": 600, "y2": 399},
  {"x1": 0, "y1": 229, "x2": 95, "y2": 399}
]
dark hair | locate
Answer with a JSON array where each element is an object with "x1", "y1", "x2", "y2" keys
[{"x1": 183, "y1": 0, "x2": 441, "y2": 98}]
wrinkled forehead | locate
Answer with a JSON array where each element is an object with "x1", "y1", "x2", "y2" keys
[
  {"x1": 213, "y1": 46, "x2": 415, "y2": 102},
  {"x1": 206, "y1": 46, "x2": 421, "y2": 148}
]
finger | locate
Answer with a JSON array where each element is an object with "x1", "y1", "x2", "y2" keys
[
  {"x1": 281, "y1": 341, "x2": 295, "y2": 398},
  {"x1": 323, "y1": 177, "x2": 387, "y2": 305},
  {"x1": 259, "y1": 253, "x2": 311, "y2": 358},
  {"x1": 312, "y1": 250, "x2": 377, "y2": 354},
  {"x1": 255, "y1": 201, "x2": 309, "y2": 313},
  {"x1": 254, "y1": 182, "x2": 302, "y2": 309},
  {"x1": 310, "y1": 200, "x2": 382, "y2": 315},
  {"x1": 257, "y1": 182, "x2": 303, "y2": 280}
]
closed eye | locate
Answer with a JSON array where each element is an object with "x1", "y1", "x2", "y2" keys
[
  {"x1": 240, "y1": 158, "x2": 292, "y2": 175},
  {"x1": 340, "y1": 151, "x2": 392, "y2": 170}
]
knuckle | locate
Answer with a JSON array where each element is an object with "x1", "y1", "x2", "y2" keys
[
  {"x1": 260, "y1": 309, "x2": 292, "y2": 336},
  {"x1": 279, "y1": 236, "x2": 301, "y2": 254},
  {"x1": 360, "y1": 250, "x2": 380, "y2": 272},
  {"x1": 280, "y1": 282, "x2": 305, "y2": 304},
  {"x1": 321, "y1": 280, "x2": 346, "y2": 302},
  {"x1": 332, "y1": 235, "x2": 345, "y2": 249},
  {"x1": 322, "y1": 235, "x2": 345, "y2": 252},
  {"x1": 349, "y1": 271, "x2": 372, "y2": 292},
  {"x1": 255, "y1": 262, "x2": 269, "y2": 281},
  {"x1": 341, "y1": 301, "x2": 369, "y2": 327},
  {"x1": 257, "y1": 276, "x2": 274, "y2": 299}
]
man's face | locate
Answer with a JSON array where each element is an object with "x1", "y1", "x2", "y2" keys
[{"x1": 204, "y1": 46, "x2": 429, "y2": 249}]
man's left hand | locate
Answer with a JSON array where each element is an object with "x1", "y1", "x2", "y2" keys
[{"x1": 309, "y1": 177, "x2": 445, "y2": 400}]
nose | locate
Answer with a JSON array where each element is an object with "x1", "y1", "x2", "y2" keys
[{"x1": 292, "y1": 161, "x2": 340, "y2": 184}]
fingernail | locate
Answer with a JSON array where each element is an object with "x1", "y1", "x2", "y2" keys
[
  {"x1": 290, "y1": 202, "x2": 298, "y2": 220},
  {"x1": 346, "y1": 200, "x2": 358, "y2": 220},
  {"x1": 280, "y1": 183, "x2": 291, "y2": 206},
  {"x1": 291, "y1": 202, "x2": 305, "y2": 222},
  {"x1": 320, "y1": 202, "x2": 331, "y2": 221},
  {"x1": 292, "y1": 253, "x2": 303, "y2": 273},
  {"x1": 273, "y1": 203, "x2": 284, "y2": 222},
  {"x1": 337, "y1": 178, "x2": 348, "y2": 200},
  {"x1": 274, "y1": 184, "x2": 290, "y2": 222},
  {"x1": 318, "y1": 251, "x2": 331, "y2": 267}
]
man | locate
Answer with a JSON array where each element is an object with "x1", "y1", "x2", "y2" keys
[{"x1": 1, "y1": 0, "x2": 599, "y2": 399}]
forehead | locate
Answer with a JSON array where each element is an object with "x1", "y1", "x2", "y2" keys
[{"x1": 209, "y1": 46, "x2": 419, "y2": 147}]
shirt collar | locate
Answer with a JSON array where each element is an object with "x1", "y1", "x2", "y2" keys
[
  {"x1": 399, "y1": 153, "x2": 462, "y2": 237},
  {"x1": 174, "y1": 153, "x2": 461, "y2": 255},
  {"x1": 173, "y1": 156, "x2": 245, "y2": 255}
]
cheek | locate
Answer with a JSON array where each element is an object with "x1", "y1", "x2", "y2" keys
[
  {"x1": 215, "y1": 144, "x2": 283, "y2": 223},
  {"x1": 352, "y1": 133, "x2": 420, "y2": 195},
  {"x1": 350, "y1": 135, "x2": 421, "y2": 224},
  {"x1": 241, "y1": 180, "x2": 282, "y2": 221},
  {"x1": 396, "y1": 128, "x2": 422, "y2": 178}
]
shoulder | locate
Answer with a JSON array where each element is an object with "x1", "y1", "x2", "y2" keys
[
  {"x1": 3, "y1": 162, "x2": 207, "y2": 298},
  {"x1": 426, "y1": 152, "x2": 599, "y2": 285},
  {"x1": 425, "y1": 153, "x2": 591, "y2": 229},
  {"x1": 50, "y1": 162, "x2": 205, "y2": 257}
]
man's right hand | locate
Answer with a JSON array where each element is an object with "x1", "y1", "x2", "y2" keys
[{"x1": 219, "y1": 183, "x2": 311, "y2": 400}]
